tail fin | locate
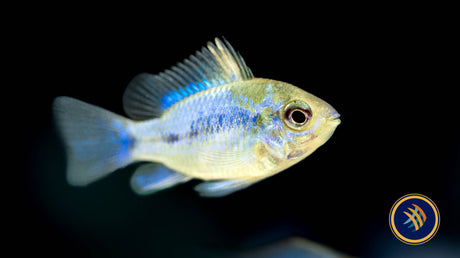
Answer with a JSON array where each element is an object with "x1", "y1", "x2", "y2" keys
[{"x1": 53, "y1": 97, "x2": 135, "y2": 186}]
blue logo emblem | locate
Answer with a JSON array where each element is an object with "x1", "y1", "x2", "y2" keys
[{"x1": 389, "y1": 193, "x2": 440, "y2": 245}]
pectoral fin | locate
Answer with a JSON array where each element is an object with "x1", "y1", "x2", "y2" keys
[
  {"x1": 194, "y1": 178, "x2": 264, "y2": 197},
  {"x1": 130, "y1": 163, "x2": 191, "y2": 195}
]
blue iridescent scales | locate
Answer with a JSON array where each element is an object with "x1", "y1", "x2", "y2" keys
[
  {"x1": 135, "y1": 86, "x2": 259, "y2": 151},
  {"x1": 129, "y1": 81, "x2": 287, "y2": 179},
  {"x1": 53, "y1": 37, "x2": 340, "y2": 197}
]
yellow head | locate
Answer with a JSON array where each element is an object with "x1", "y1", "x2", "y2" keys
[{"x1": 256, "y1": 80, "x2": 341, "y2": 172}]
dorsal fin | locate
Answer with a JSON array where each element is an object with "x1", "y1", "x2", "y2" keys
[{"x1": 123, "y1": 37, "x2": 254, "y2": 120}]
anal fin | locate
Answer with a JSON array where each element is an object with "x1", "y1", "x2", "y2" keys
[
  {"x1": 130, "y1": 163, "x2": 191, "y2": 195},
  {"x1": 194, "y1": 178, "x2": 263, "y2": 197}
]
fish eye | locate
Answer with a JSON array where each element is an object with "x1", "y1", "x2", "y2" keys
[
  {"x1": 291, "y1": 110, "x2": 307, "y2": 124},
  {"x1": 283, "y1": 101, "x2": 312, "y2": 130}
]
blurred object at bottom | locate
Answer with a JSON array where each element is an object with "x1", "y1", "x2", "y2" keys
[{"x1": 230, "y1": 237, "x2": 353, "y2": 258}]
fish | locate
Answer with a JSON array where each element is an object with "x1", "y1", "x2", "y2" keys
[{"x1": 53, "y1": 38, "x2": 341, "y2": 197}]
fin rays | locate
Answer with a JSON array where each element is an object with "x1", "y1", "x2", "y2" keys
[{"x1": 122, "y1": 38, "x2": 254, "y2": 120}]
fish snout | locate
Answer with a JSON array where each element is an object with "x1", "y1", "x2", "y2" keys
[{"x1": 327, "y1": 106, "x2": 341, "y2": 124}]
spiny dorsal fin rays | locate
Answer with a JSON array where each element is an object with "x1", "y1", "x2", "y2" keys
[
  {"x1": 123, "y1": 38, "x2": 254, "y2": 120},
  {"x1": 219, "y1": 37, "x2": 254, "y2": 79},
  {"x1": 208, "y1": 38, "x2": 253, "y2": 81}
]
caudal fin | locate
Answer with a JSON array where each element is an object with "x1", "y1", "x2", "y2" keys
[{"x1": 53, "y1": 97, "x2": 135, "y2": 186}]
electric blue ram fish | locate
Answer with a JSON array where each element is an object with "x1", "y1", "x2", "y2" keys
[{"x1": 53, "y1": 38, "x2": 341, "y2": 197}]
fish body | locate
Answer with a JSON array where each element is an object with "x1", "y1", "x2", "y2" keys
[{"x1": 53, "y1": 38, "x2": 340, "y2": 197}]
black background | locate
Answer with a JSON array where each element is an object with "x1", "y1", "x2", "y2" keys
[{"x1": 14, "y1": 6, "x2": 459, "y2": 258}]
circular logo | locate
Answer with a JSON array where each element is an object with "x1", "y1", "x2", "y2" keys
[{"x1": 389, "y1": 193, "x2": 440, "y2": 245}]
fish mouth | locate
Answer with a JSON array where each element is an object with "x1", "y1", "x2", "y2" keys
[
  {"x1": 328, "y1": 112, "x2": 341, "y2": 124},
  {"x1": 329, "y1": 112, "x2": 340, "y2": 119}
]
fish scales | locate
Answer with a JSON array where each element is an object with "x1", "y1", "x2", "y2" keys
[
  {"x1": 130, "y1": 83, "x2": 264, "y2": 179},
  {"x1": 52, "y1": 38, "x2": 340, "y2": 196}
]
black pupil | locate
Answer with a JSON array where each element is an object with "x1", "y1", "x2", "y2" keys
[{"x1": 291, "y1": 110, "x2": 306, "y2": 124}]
